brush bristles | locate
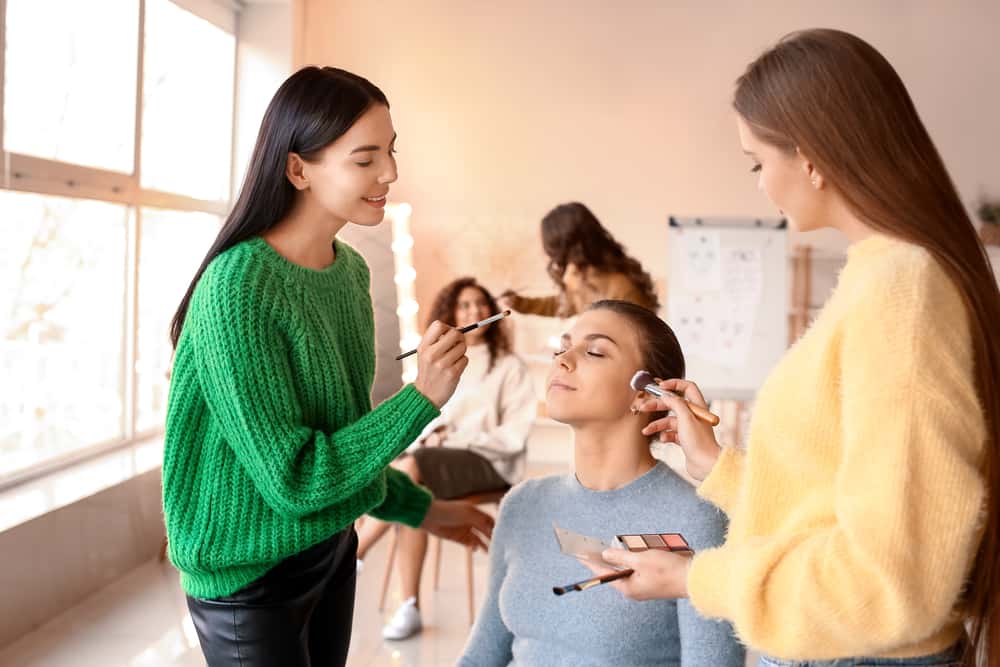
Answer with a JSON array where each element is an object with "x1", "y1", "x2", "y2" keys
[{"x1": 630, "y1": 370, "x2": 654, "y2": 391}]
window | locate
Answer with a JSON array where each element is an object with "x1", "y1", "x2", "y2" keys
[
  {"x1": 3, "y1": 0, "x2": 139, "y2": 173},
  {"x1": 0, "y1": 0, "x2": 236, "y2": 485},
  {"x1": 141, "y1": 0, "x2": 235, "y2": 201},
  {"x1": 0, "y1": 192, "x2": 128, "y2": 477},
  {"x1": 136, "y1": 209, "x2": 219, "y2": 432}
]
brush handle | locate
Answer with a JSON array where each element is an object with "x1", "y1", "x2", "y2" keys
[
  {"x1": 687, "y1": 401, "x2": 721, "y2": 427},
  {"x1": 395, "y1": 311, "x2": 511, "y2": 361},
  {"x1": 553, "y1": 569, "x2": 634, "y2": 596}
]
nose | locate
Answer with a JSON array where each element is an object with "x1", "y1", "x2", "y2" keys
[
  {"x1": 379, "y1": 154, "x2": 398, "y2": 185},
  {"x1": 557, "y1": 348, "x2": 575, "y2": 372}
]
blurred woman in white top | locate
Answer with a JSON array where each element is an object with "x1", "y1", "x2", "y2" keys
[{"x1": 356, "y1": 277, "x2": 536, "y2": 640}]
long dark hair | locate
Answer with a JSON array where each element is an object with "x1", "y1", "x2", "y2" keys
[
  {"x1": 541, "y1": 202, "x2": 660, "y2": 312},
  {"x1": 169, "y1": 66, "x2": 389, "y2": 348},
  {"x1": 736, "y1": 29, "x2": 1000, "y2": 666},
  {"x1": 587, "y1": 298, "x2": 685, "y2": 391},
  {"x1": 427, "y1": 277, "x2": 511, "y2": 372}
]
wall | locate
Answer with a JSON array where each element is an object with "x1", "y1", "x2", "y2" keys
[
  {"x1": 295, "y1": 0, "x2": 1000, "y2": 314},
  {"x1": 234, "y1": 3, "x2": 294, "y2": 193},
  {"x1": 0, "y1": 469, "x2": 164, "y2": 647}
]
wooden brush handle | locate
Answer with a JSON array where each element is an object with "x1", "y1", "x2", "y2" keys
[{"x1": 687, "y1": 401, "x2": 720, "y2": 427}]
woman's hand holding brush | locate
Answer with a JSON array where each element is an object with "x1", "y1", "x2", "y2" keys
[{"x1": 637, "y1": 378, "x2": 721, "y2": 482}]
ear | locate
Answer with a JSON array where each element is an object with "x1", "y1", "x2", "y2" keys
[
  {"x1": 285, "y1": 152, "x2": 310, "y2": 191},
  {"x1": 630, "y1": 391, "x2": 648, "y2": 411},
  {"x1": 795, "y1": 147, "x2": 824, "y2": 190}
]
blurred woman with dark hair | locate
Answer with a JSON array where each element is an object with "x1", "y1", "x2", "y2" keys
[
  {"x1": 501, "y1": 202, "x2": 659, "y2": 317},
  {"x1": 356, "y1": 277, "x2": 536, "y2": 640}
]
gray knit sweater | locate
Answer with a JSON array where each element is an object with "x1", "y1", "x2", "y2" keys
[{"x1": 459, "y1": 462, "x2": 745, "y2": 666}]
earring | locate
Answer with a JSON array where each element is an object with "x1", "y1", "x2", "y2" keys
[
  {"x1": 811, "y1": 176, "x2": 820, "y2": 188},
  {"x1": 630, "y1": 406, "x2": 641, "y2": 416}
]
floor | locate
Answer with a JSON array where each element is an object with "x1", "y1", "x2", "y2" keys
[
  {"x1": 0, "y1": 457, "x2": 758, "y2": 666},
  {"x1": 0, "y1": 462, "x2": 561, "y2": 667},
  {"x1": 0, "y1": 510, "x2": 497, "y2": 667}
]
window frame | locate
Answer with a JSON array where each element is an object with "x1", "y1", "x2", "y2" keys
[{"x1": 0, "y1": 0, "x2": 240, "y2": 489}]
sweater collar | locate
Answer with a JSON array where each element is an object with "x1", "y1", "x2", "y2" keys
[{"x1": 248, "y1": 236, "x2": 357, "y2": 290}]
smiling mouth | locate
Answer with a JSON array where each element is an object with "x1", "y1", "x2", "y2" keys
[{"x1": 362, "y1": 194, "x2": 387, "y2": 208}]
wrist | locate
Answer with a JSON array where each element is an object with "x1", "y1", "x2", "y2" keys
[
  {"x1": 412, "y1": 381, "x2": 443, "y2": 410},
  {"x1": 689, "y1": 442, "x2": 721, "y2": 481},
  {"x1": 678, "y1": 556, "x2": 692, "y2": 598},
  {"x1": 419, "y1": 499, "x2": 439, "y2": 528}
]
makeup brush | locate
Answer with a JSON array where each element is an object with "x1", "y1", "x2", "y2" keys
[
  {"x1": 553, "y1": 569, "x2": 634, "y2": 596},
  {"x1": 395, "y1": 310, "x2": 512, "y2": 361},
  {"x1": 630, "y1": 370, "x2": 720, "y2": 426}
]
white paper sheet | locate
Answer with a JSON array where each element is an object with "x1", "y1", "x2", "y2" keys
[{"x1": 680, "y1": 229, "x2": 723, "y2": 292}]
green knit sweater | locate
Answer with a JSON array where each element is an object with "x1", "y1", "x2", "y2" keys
[{"x1": 163, "y1": 236, "x2": 438, "y2": 598}]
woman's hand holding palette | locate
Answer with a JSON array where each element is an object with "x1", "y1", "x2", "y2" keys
[{"x1": 551, "y1": 525, "x2": 693, "y2": 596}]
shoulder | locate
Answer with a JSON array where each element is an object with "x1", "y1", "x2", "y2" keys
[
  {"x1": 194, "y1": 239, "x2": 287, "y2": 313},
  {"x1": 335, "y1": 239, "x2": 368, "y2": 272},
  {"x1": 498, "y1": 475, "x2": 565, "y2": 517},
  {"x1": 843, "y1": 235, "x2": 966, "y2": 324},
  {"x1": 335, "y1": 240, "x2": 371, "y2": 289},
  {"x1": 644, "y1": 463, "x2": 700, "y2": 504},
  {"x1": 645, "y1": 464, "x2": 728, "y2": 549}
]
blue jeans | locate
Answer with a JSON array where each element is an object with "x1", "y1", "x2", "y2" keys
[{"x1": 759, "y1": 644, "x2": 962, "y2": 667}]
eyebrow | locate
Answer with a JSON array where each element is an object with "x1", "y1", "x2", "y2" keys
[
  {"x1": 350, "y1": 133, "x2": 397, "y2": 155},
  {"x1": 560, "y1": 333, "x2": 619, "y2": 346}
]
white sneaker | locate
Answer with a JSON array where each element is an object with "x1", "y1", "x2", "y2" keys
[{"x1": 382, "y1": 597, "x2": 422, "y2": 640}]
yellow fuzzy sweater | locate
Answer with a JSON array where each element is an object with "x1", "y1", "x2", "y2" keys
[{"x1": 688, "y1": 234, "x2": 987, "y2": 660}]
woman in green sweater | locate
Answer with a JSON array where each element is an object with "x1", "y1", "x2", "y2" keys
[{"x1": 163, "y1": 67, "x2": 493, "y2": 667}]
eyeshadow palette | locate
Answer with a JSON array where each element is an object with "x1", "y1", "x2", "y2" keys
[{"x1": 616, "y1": 532, "x2": 693, "y2": 553}]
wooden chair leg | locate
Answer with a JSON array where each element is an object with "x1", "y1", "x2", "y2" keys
[
  {"x1": 466, "y1": 544, "x2": 475, "y2": 625},
  {"x1": 433, "y1": 536, "x2": 443, "y2": 590},
  {"x1": 379, "y1": 526, "x2": 398, "y2": 612}
]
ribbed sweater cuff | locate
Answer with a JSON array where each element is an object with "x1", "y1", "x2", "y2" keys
[
  {"x1": 394, "y1": 383, "x2": 441, "y2": 423},
  {"x1": 697, "y1": 446, "x2": 744, "y2": 514},
  {"x1": 370, "y1": 467, "x2": 433, "y2": 527}
]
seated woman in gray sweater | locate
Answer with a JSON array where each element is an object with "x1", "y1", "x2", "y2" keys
[{"x1": 459, "y1": 300, "x2": 744, "y2": 667}]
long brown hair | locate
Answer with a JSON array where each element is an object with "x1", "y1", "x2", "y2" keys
[
  {"x1": 427, "y1": 277, "x2": 511, "y2": 372},
  {"x1": 735, "y1": 29, "x2": 1000, "y2": 665},
  {"x1": 541, "y1": 202, "x2": 660, "y2": 312}
]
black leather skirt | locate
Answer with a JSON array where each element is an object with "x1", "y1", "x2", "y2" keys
[{"x1": 186, "y1": 527, "x2": 358, "y2": 667}]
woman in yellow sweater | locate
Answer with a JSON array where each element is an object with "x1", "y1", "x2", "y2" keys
[{"x1": 590, "y1": 29, "x2": 1000, "y2": 667}]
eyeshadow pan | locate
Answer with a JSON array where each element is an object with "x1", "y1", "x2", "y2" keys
[
  {"x1": 621, "y1": 535, "x2": 646, "y2": 549},
  {"x1": 664, "y1": 534, "x2": 689, "y2": 550},
  {"x1": 642, "y1": 534, "x2": 666, "y2": 547}
]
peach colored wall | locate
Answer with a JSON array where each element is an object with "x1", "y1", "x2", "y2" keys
[{"x1": 296, "y1": 0, "x2": 1000, "y2": 315}]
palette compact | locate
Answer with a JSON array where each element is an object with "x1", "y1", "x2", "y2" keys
[
  {"x1": 616, "y1": 532, "x2": 693, "y2": 553},
  {"x1": 551, "y1": 525, "x2": 693, "y2": 596}
]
